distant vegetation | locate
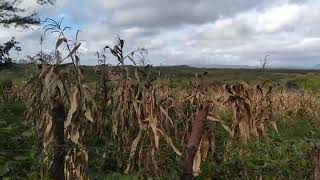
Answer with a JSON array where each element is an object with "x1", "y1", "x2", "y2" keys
[{"x1": 2, "y1": 63, "x2": 320, "y2": 90}]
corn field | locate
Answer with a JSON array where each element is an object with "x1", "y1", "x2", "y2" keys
[{"x1": 1, "y1": 21, "x2": 320, "y2": 179}]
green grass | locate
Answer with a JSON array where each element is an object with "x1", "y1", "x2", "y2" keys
[
  {"x1": 3, "y1": 100, "x2": 318, "y2": 179},
  {"x1": 288, "y1": 74, "x2": 320, "y2": 91},
  {"x1": 0, "y1": 64, "x2": 27, "y2": 83},
  {"x1": 0, "y1": 102, "x2": 35, "y2": 179}
]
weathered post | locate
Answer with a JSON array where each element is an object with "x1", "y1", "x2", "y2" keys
[
  {"x1": 52, "y1": 102, "x2": 66, "y2": 180},
  {"x1": 180, "y1": 103, "x2": 209, "y2": 180}
]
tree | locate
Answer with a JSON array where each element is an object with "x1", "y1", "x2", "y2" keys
[
  {"x1": 0, "y1": 0, "x2": 54, "y2": 27},
  {"x1": 0, "y1": 0, "x2": 54, "y2": 69},
  {"x1": 0, "y1": 37, "x2": 21, "y2": 69},
  {"x1": 260, "y1": 55, "x2": 270, "y2": 72}
]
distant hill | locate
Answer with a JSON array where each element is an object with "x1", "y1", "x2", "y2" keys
[
  {"x1": 191, "y1": 64, "x2": 259, "y2": 69},
  {"x1": 313, "y1": 64, "x2": 320, "y2": 69}
]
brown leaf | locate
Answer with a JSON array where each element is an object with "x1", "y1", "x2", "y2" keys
[
  {"x1": 65, "y1": 88, "x2": 78, "y2": 130},
  {"x1": 56, "y1": 38, "x2": 67, "y2": 50},
  {"x1": 207, "y1": 116, "x2": 232, "y2": 136},
  {"x1": 160, "y1": 106, "x2": 174, "y2": 126},
  {"x1": 270, "y1": 121, "x2": 279, "y2": 134},
  {"x1": 125, "y1": 129, "x2": 142, "y2": 174},
  {"x1": 64, "y1": 43, "x2": 81, "y2": 60},
  {"x1": 84, "y1": 109, "x2": 94, "y2": 122},
  {"x1": 148, "y1": 117, "x2": 160, "y2": 149},
  {"x1": 158, "y1": 129, "x2": 181, "y2": 156},
  {"x1": 193, "y1": 148, "x2": 201, "y2": 177}
]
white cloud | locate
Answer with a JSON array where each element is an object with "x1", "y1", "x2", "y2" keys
[{"x1": 2, "y1": 0, "x2": 320, "y2": 67}]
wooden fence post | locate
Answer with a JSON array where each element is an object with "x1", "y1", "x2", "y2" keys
[
  {"x1": 180, "y1": 103, "x2": 209, "y2": 180},
  {"x1": 52, "y1": 102, "x2": 66, "y2": 180}
]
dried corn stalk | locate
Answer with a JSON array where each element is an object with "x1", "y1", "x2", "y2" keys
[
  {"x1": 25, "y1": 19, "x2": 96, "y2": 179},
  {"x1": 97, "y1": 38, "x2": 182, "y2": 175}
]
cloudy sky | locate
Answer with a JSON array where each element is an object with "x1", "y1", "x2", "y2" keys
[{"x1": 2, "y1": 0, "x2": 320, "y2": 67}]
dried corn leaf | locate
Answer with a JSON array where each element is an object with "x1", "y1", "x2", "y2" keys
[
  {"x1": 207, "y1": 116, "x2": 232, "y2": 136},
  {"x1": 147, "y1": 117, "x2": 160, "y2": 149},
  {"x1": 158, "y1": 129, "x2": 181, "y2": 156},
  {"x1": 160, "y1": 106, "x2": 174, "y2": 126},
  {"x1": 43, "y1": 117, "x2": 53, "y2": 148},
  {"x1": 56, "y1": 38, "x2": 67, "y2": 50},
  {"x1": 64, "y1": 43, "x2": 81, "y2": 61},
  {"x1": 84, "y1": 109, "x2": 94, "y2": 122},
  {"x1": 270, "y1": 121, "x2": 279, "y2": 134},
  {"x1": 125, "y1": 129, "x2": 142, "y2": 174},
  {"x1": 65, "y1": 88, "x2": 78, "y2": 130},
  {"x1": 200, "y1": 134, "x2": 210, "y2": 160},
  {"x1": 193, "y1": 148, "x2": 201, "y2": 177},
  {"x1": 71, "y1": 128, "x2": 80, "y2": 143}
]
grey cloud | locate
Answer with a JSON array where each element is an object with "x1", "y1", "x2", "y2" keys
[
  {"x1": 68, "y1": 0, "x2": 275, "y2": 28},
  {"x1": 2, "y1": 0, "x2": 320, "y2": 68}
]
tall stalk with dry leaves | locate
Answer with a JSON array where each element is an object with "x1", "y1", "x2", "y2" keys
[
  {"x1": 25, "y1": 19, "x2": 96, "y2": 179},
  {"x1": 96, "y1": 37, "x2": 183, "y2": 175}
]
